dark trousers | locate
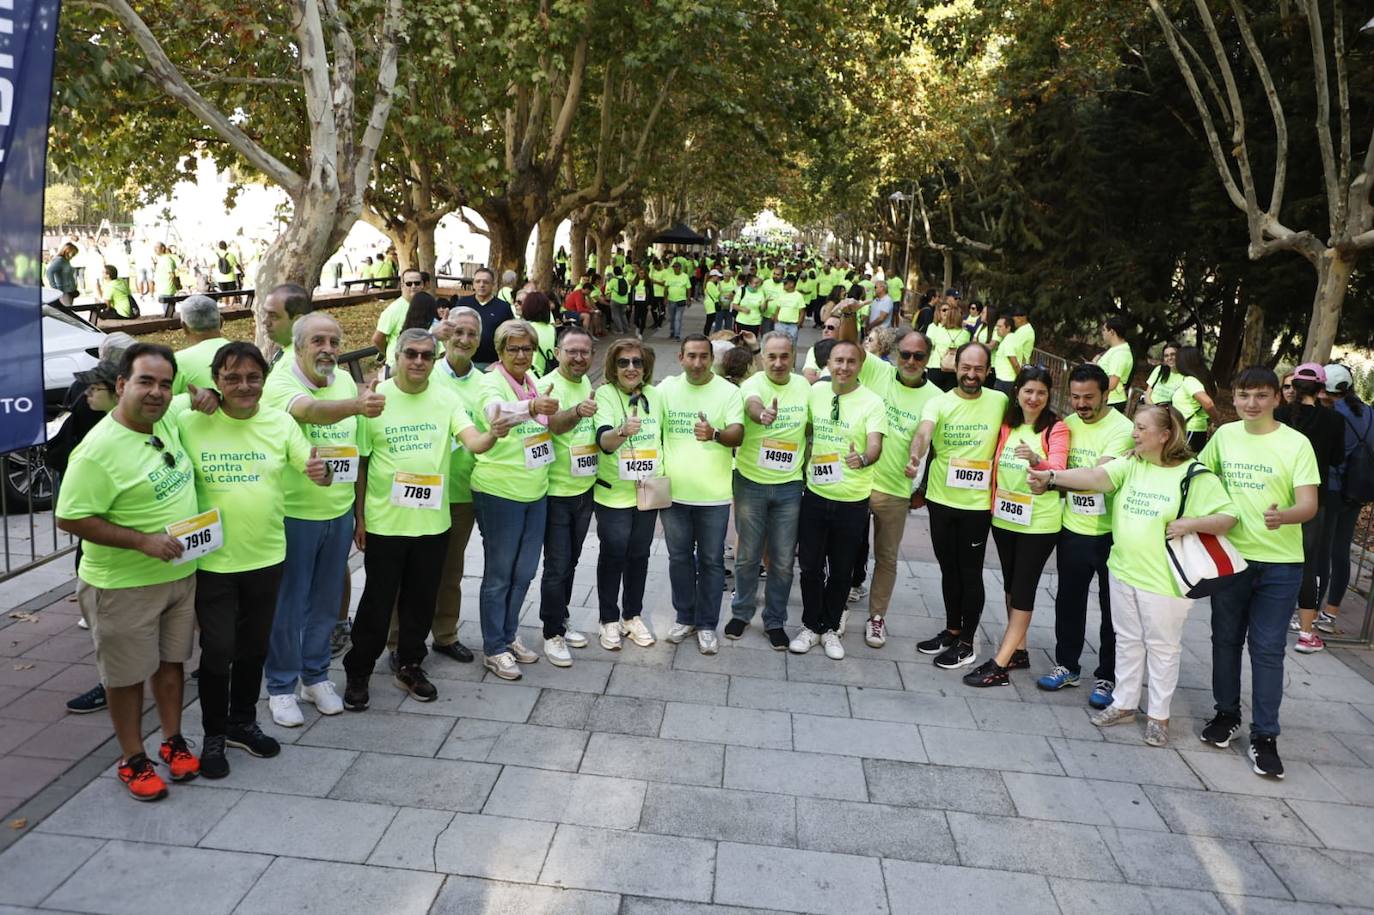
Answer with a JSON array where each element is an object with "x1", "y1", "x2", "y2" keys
[
  {"x1": 344, "y1": 531, "x2": 449, "y2": 677},
  {"x1": 196, "y1": 564, "x2": 284, "y2": 736},
  {"x1": 595, "y1": 504, "x2": 658, "y2": 623},
  {"x1": 1324, "y1": 497, "x2": 1363, "y2": 605},
  {"x1": 1053, "y1": 530, "x2": 1115, "y2": 680},
  {"x1": 1298, "y1": 504, "x2": 1328, "y2": 609},
  {"x1": 1186, "y1": 430, "x2": 1208, "y2": 453},
  {"x1": 540, "y1": 490, "x2": 594, "y2": 638},
  {"x1": 851, "y1": 515, "x2": 871, "y2": 587},
  {"x1": 1211, "y1": 561, "x2": 1301, "y2": 737},
  {"x1": 927, "y1": 500, "x2": 991, "y2": 645},
  {"x1": 798, "y1": 489, "x2": 870, "y2": 633}
]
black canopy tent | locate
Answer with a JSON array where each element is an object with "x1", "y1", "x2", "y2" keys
[{"x1": 652, "y1": 223, "x2": 709, "y2": 246}]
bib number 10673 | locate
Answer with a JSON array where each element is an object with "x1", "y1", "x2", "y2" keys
[{"x1": 946, "y1": 458, "x2": 991, "y2": 490}]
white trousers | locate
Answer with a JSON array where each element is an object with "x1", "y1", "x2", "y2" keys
[{"x1": 1107, "y1": 572, "x2": 1194, "y2": 720}]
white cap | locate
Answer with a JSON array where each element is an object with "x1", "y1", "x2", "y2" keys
[
  {"x1": 1324, "y1": 364, "x2": 1354, "y2": 392},
  {"x1": 709, "y1": 269, "x2": 722, "y2": 277}
]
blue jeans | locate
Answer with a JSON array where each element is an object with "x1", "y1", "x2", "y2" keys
[
  {"x1": 730, "y1": 473, "x2": 801, "y2": 630},
  {"x1": 265, "y1": 512, "x2": 354, "y2": 695},
  {"x1": 594, "y1": 504, "x2": 657, "y2": 623},
  {"x1": 1211, "y1": 561, "x2": 1302, "y2": 737},
  {"x1": 473, "y1": 491, "x2": 547, "y2": 656},
  {"x1": 776, "y1": 323, "x2": 799, "y2": 345},
  {"x1": 669, "y1": 300, "x2": 687, "y2": 337},
  {"x1": 660, "y1": 502, "x2": 731, "y2": 629},
  {"x1": 539, "y1": 490, "x2": 594, "y2": 638}
]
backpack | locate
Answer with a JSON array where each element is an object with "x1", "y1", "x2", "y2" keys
[
  {"x1": 618, "y1": 277, "x2": 628, "y2": 297},
  {"x1": 217, "y1": 253, "x2": 232, "y2": 275},
  {"x1": 1340, "y1": 410, "x2": 1374, "y2": 503}
]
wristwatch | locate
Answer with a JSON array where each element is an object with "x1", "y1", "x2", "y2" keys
[
  {"x1": 1047, "y1": 470, "x2": 1057, "y2": 491},
  {"x1": 711, "y1": 429, "x2": 721, "y2": 444}
]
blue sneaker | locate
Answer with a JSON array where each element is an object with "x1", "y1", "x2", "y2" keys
[
  {"x1": 1036, "y1": 666, "x2": 1080, "y2": 691},
  {"x1": 1089, "y1": 679, "x2": 1114, "y2": 709}
]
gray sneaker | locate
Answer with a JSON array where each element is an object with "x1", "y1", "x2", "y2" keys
[
  {"x1": 1090, "y1": 706, "x2": 1136, "y2": 727},
  {"x1": 1144, "y1": 718, "x2": 1169, "y2": 747}
]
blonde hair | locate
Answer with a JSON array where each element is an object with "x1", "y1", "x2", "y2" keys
[
  {"x1": 603, "y1": 337, "x2": 655, "y2": 386},
  {"x1": 493, "y1": 319, "x2": 537, "y2": 354},
  {"x1": 1137, "y1": 404, "x2": 1193, "y2": 466}
]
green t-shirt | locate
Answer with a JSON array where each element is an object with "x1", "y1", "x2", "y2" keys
[
  {"x1": 992, "y1": 423, "x2": 1063, "y2": 535},
  {"x1": 1103, "y1": 457, "x2": 1235, "y2": 597},
  {"x1": 172, "y1": 337, "x2": 230, "y2": 396},
  {"x1": 593, "y1": 383, "x2": 665, "y2": 509},
  {"x1": 532, "y1": 322, "x2": 557, "y2": 377},
  {"x1": 545, "y1": 370, "x2": 597, "y2": 498},
  {"x1": 375, "y1": 297, "x2": 409, "y2": 363},
  {"x1": 859, "y1": 360, "x2": 940, "y2": 499},
  {"x1": 469, "y1": 370, "x2": 554, "y2": 503},
  {"x1": 430, "y1": 361, "x2": 486, "y2": 503},
  {"x1": 659, "y1": 374, "x2": 745, "y2": 505},
  {"x1": 772, "y1": 290, "x2": 806, "y2": 325},
  {"x1": 178, "y1": 406, "x2": 312, "y2": 573},
  {"x1": 106, "y1": 278, "x2": 135, "y2": 317},
  {"x1": 887, "y1": 274, "x2": 904, "y2": 303},
  {"x1": 737, "y1": 372, "x2": 810, "y2": 485},
  {"x1": 703, "y1": 280, "x2": 721, "y2": 315},
  {"x1": 1199, "y1": 421, "x2": 1321, "y2": 563},
  {"x1": 664, "y1": 272, "x2": 691, "y2": 303},
  {"x1": 1099, "y1": 343, "x2": 1134, "y2": 405},
  {"x1": 991, "y1": 332, "x2": 1017, "y2": 381},
  {"x1": 805, "y1": 381, "x2": 888, "y2": 502},
  {"x1": 735, "y1": 288, "x2": 765, "y2": 327},
  {"x1": 920, "y1": 388, "x2": 1009, "y2": 511},
  {"x1": 1060, "y1": 409, "x2": 1136, "y2": 536},
  {"x1": 154, "y1": 254, "x2": 179, "y2": 297},
  {"x1": 262, "y1": 363, "x2": 360, "y2": 521},
  {"x1": 358, "y1": 379, "x2": 472, "y2": 536},
  {"x1": 797, "y1": 277, "x2": 817, "y2": 299},
  {"x1": 56, "y1": 414, "x2": 200, "y2": 589},
  {"x1": 650, "y1": 268, "x2": 667, "y2": 295},
  {"x1": 1171, "y1": 376, "x2": 1210, "y2": 432},
  {"x1": 926, "y1": 324, "x2": 970, "y2": 370},
  {"x1": 1146, "y1": 366, "x2": 1182, "y2": 407}
]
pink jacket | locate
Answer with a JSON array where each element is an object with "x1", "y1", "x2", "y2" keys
[{"x1": 989, "y1": 420, "x2": 1070, "y2": 497}]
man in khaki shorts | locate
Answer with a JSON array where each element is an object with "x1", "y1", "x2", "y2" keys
[{"x1": 56, "y1": 343, "x2": 202, "y2": 801}]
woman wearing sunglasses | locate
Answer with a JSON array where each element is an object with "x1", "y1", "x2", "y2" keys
[{"x1": 591, "y1": 339, "x2": 665, "y2": 652}]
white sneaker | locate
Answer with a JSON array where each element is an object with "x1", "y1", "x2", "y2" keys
[
  {"x1": 790, "y1": 628, "x2": 821, "y2": 654},
  {"x1": 837, "y1": 609, "x2": 850, "y2": 638},
  {"x1": 484, "y1": 651, "x2": 522, "y2": 681},
  {"x1": 599, "y1": 622, "x2": 623, "y2": 651},
  {"x1": 667, "y1": 623, "x2": 696, "y2": 643},
  {"x1": 509, "y1": 638, "x2": 539, "y2": 664},
  {"x1": 544, "y1": 635, "x2": 573, "y2": 668},
  {"x1": 300, "y1": 680, "x2": 343, "y2": 716},
  {"x1": 847, "y1": 585, "x2": 867, "y2": 605},
  {"x1": 1288, "y1": 612, "x2": 1301, "y2": 633},
  {"x1": 621, "y1": 616, "x2": 656, "y2": 647},
  {"x1": 563, "y1": 627, "x2": 589, "y2": 649},
  {"x1": 822, "y1": 630, "x2": 845, "y2": 660},
  {"x1": 865, "y1": 616, "x2": 887, "y2": 648},
  {"x1": 269, "y1": 693, "x2": 305, "y2": 727},
  {"x1": 77, "y1": 617, "x2": 89, "y2": 630},
  {"x1": 697, "y1": 630, "x2": 719, "y2": 655}
]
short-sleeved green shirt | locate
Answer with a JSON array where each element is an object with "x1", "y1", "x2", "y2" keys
[
  {"x1": 805, "y1": 382, "x2": 888, "y2": 502},
  {"x1": 664, "y1": 272, "x2": 691, "y2": 303},
  {"x1": 470, "y1": 370, "x2": 553, "y2": 503},
  {"x1": 738, "y1": 372, "x2": 811, "y2": 486},
  {"x1": 358, "y1": 379, "x2": 472, "y2": 536},
  {"x1": 178, "y1": 406, "x2": 313, "y2": 573},
  {"x1": 1060, "y1": 409, "x2": 1136, "y2": 536},
  {"x1": 992, "y1": 423, "x2": 1063, "y2": 535},
  {"x1": 1103, "y1": 456, "x2": 1235, "y2": 597},
  {"x1": 772, "y1": 291, "x2": 806, "y2": 325},
  {"x1": 374, "y1": 297, "x2": 408, "y2": 363},
  {"x1": 1098, "y1": 343, "x2": 1134, "y2": 405},
  {"x1": 920, "y1": 388, "x2": 1009, "y2": 511},
  {"x1": 1146, "y1": 365, "x2": 1182, "y2": 406},
  {"x1": 859, "y1": 360, "x2": 940, "y2": 499},
  {"x1": 1199, "y1": 421, "x2": 1321, "y2": 563},
  {"x1": 659, "y1": 374, "x2": 746, "y2": 505},
  {"x1": 734, "y1": 288, "x2": 765, "y2": 327},
  {"x1": 545, "y1": 370, "x2": 597, "y2": 498},
  {"x1": 56, "y1": 414, "x2": 200, "y2": 589},
  {"x1": 172, "y1": 337, "x2": 230, "y2": 396},
  {"x1": 532, "y1": 322, "x2": 557, "y2": 376},
  {"x1": 431, "y1": 361, "x2": 488, "y2": 503},
  {"x1": 593, "y1": 383, "x2": 664, "y2": 509},
  {"x1": 926, "y1": 324, "x2": 970, "y2": 370},
  {"x1": 262, "y1": 364, "x2": 359, "y2": 521},
  {"x1": 1171, "y1": 376, "x2": 1210, "y2": 432}
]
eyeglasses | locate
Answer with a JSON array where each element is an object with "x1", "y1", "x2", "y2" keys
[
  {"x1": 823, "y1": 324, "x2": 838, "y2": 332},
  {"x1": 400, "y1": 348, "x2": 436, "y2": 361},
  {"x1": 403, "y1": 280, "x2": 424, "y2": 287},
  {"x1": 503, "y1": 345, "x2": 534, "y2": 356},
  {"x1": 898, "y1": 350, "x2": 928, "y2": 361},
  {"x1": 146, "y1": 436, "x2": 177, "y2": 469},
  {"x1": 617, "y1": 357, "x2": 644, "y2": 369},
  {"x1": 561, "y1": 348, "x2": 592, "y2": 359}
]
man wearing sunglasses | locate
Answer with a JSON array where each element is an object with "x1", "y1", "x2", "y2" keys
[
  {"x1": 802, "y1": 316, "x2": 840, "y2": 383},
  {"x1": 371, "y1": 268, "x2": 427, "y2": 366},
  {"x1": 57, "y1": 343, "x2": 203, "y2": 801}
]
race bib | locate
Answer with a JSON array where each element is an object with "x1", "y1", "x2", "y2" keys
[
  {"x1": 946, "y1": 458, "x2": 991, "y2": 490},
  {"x1": 570, "y1": 443, "x2": 599, "y2": 477},
  {"x1": 994, "y1": 489, "x2": 1032, "y2": 526},
  {"x1": 634, "y1": 289, "x2": 646, "y2": 302},
  {"x1": 757, "y1": 438, "x2": 799, "y2": 472},
  {"x1": 618, "y1": 450, "x2": 658, "y2": 481},
  {"x1": 315, "y1": 445, "x2": 358, "y2": 484},
  {"x1": 167, "y1": 508, "x2": 223, "y2": 565},
  {"x1": 1068, "y1": 491, "x2": 1106, "y2": 516},
  {"x1": 810, "y1": 453, "x2": 844, "y2": 486},
  {"x1": 523, "y1": 432, "x2": 554, "y2": 469},
  {"x1": 390, "y1": 472, "x2": 444, "y2": 510}
]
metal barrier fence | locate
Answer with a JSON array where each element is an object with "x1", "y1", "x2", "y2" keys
[
  {"x1": 0, "y1": 445, "x2": 77, "y2": 583},
  {"x1": 1334, "y1": 504, "x2": 1374, "y2": 646},
  {"x1": 1032, "y1": 348, "x2": 1071, "y2": 417}
]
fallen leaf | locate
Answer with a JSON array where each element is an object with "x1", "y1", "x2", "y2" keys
[
  {"x1": 11, "y1": 663, "x2": 34, "y2": 671},
  {"x1": 8, "y1": 818, "x2": 26, "y2": 830},
  {"x1": 8, "y1": 611, "x2": 38, "y2": 623}
]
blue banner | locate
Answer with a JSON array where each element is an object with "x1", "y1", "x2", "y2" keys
[{"x1": 0, "y1": 0, "x2": 60, "y2": 453}]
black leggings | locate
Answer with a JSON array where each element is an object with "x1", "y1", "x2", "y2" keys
[
  {"x1": 926, "y1": 500, "x2": 991, "y2": 645},
  {"x1": 196, "y1": 564, "x2": 284, "y2": 736},
  {"x1": 991, "y1": 526, "x2": 1058, "y2": 610},
  {"x1": 1298, "y1": 503, "x2": 1328, "y2": 609}
]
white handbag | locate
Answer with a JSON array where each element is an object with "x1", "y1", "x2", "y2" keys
[{"x1": 1165, "y1": 463, "x2": 1247, "y2": 598}]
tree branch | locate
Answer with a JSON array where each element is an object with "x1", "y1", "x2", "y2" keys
[
  {"x1": 1228, "y1": 0, "x2": 1288, "y2": 221},
  {"x1": 351, "y1": 0, "x2": 404, "y2": 197},
  {"x1": 1300, "y1": 0, "x2": 1341, "y2": 237}
]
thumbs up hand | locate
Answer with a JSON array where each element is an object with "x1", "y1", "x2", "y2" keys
[
  {"x1": 621, "y1": 405, "x2": 642, "y2": 439},
  {"x1": 531, "y1": 383, "x2": 559, "y2": 416},
  {"x1": 187, "y1": 383, "x2": 219, "y2": 415},
  {"x1": 694, "y1": 410, "x2": 714, "y2": 442},
  {"x1": 845, "y1": 440, "x2": 864, "y2": 469},
  {"x1": 576, "y1": 396, "x2": 597, "y2": 418},
  {"x1": 305, "y1": 445, "x2": 330, "y2": 484},
  {"x1": 355, "y1": 379, "x2": 386, "y2": 418},
  {"x1": 760, "y1": 397, "x2": 778, "y2": 426},
  {"x1": 1264, "y1": 502, "x2": 1284, "y2": 530}
]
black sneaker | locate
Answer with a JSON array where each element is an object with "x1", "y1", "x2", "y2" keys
[
  {"x1": 916, "y1": 629, "x2": 959, "y2": 655},
  {"x1": 66, "y1": 684, "x2": 107, "y2": 714},
  {"x1": 432, "y1": 640, "x2": 474, "y2": 663},
  {"x1": 387, "y1": 650, "x2": 400, "y2": 673},
  {"x1": 1200, "y1": 713, "x2": 1242, "y2": 748},
  {"x1": 1248, "y1": 735, "x2": 1285, "y2": 779},
  {"x1": 766, "y1": 628, "x2": 790, "y2": 650},
  {"x1": 1008, "y1": 649, "x2": 1030, "y2": 671},
  {"x1": 395, "y1": 664, "x2": 438, "y2": 702},
  {"x1": 343, "y1": 674, "x2": 370, "y2": 711},
  {"x1": 200, "y1": 734, "x2": 230, "y2": 779},
  {"x1": 935, "y1": 642, "x2": 977, "y2": 670},
  {"x1": 962, "y1": 659, "x2": 1009, "y2": 687},
  {"x1": 724, "y1": 618, "x2": 748, "y2": 640},
  {"x1": 225, "y1": 721, "x2": 281, "y2": 758}
]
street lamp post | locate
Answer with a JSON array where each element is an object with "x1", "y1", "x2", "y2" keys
[{"x1": 889, "y1": 186, "x2": 915, "y2": 299}]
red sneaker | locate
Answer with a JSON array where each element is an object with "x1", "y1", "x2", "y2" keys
[
  {"x1": 158, "y1": 734, "x2": 201, "y2": 781},
  {"x1": 118, "y1": 754, "x2": 168, "y2": 801}
]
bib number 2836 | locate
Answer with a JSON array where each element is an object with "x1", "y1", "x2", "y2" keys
[{"x1": 993, "y1": 489, "x2": 1032, "y2": 526}]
